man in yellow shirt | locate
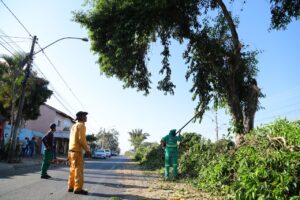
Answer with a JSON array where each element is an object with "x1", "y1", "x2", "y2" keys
[{"x1": 68, "y1": 111, "x2": 90, "y2": 195}]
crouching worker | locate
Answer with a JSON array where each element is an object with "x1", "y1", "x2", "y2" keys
[
  {"x1": 161, "y1": 129, "x2": 182, "y2": 180},
  {"x1": 68, "y1": 111, "x2": 90, "y2": 195},
  {"x1": 41, "y1": 123, "x2": 56, "y2": 179}
]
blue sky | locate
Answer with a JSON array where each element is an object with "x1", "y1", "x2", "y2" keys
[{"x1": 1, "y1": 0, "x2": 299, "y2": 153}]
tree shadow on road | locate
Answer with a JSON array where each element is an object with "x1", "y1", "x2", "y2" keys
[
  {"x1": 89, "y1": 192, "x2": 160, "y2": 200},
  {"x1": 0, "y1": 164, "x2": 41, "y2": 179}
]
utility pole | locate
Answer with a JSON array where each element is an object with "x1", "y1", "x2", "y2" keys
[
  {"x1": 7, "y1": 36, "x2": 37, "y2": 163},
  {"x1": 215, "y1": 111, "x2": 219, "y2": 141}
]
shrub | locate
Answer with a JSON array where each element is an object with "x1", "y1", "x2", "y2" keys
[
  {"x1": 134, "y1": 142, "x2": 164, "y2": 169},
  {"x1": 195, "y1": 119, "x2": 300, "y2": 199}
]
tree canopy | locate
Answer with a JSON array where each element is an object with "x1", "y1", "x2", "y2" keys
[
  {"x1": 73, "y1": 0, "x2": 265, "y2": 143},
  {"x1": 0, "y1": 54, "x2": 53, "y2": 123},
  {"x1": 270, "y1": 0, "x2": 300, "y2": 29},
  {"x1": 128, "y1": 129, "x2": 150, "y2": 150},
  {"x1": 96, "y1": 128, "x2": 120, "y2": 152}
]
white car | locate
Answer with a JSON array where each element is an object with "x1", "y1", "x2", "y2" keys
[
  {"x1": 104, "y1": 149, "x2": 111, "y2": 158},
  {"x1": 93, "y1": 149, "x2": 106, "y2": 159}
]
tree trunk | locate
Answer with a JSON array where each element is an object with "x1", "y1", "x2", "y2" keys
[
  {"x1": 227, "y1": 81, "x2": 245, "y2": 147},
  {"x1": 217, "y1": 0, "x2": 250, "y2": 146},
  {"x1": 243, "y1": 80, "x2": 260, "y2": 133}
]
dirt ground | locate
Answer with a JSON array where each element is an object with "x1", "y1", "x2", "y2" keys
[{"x1": 116, "y1": 160, "x2": 227, "y2": 200}]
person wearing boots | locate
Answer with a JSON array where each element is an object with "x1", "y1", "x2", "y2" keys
[
  {"x1": 161, "y1": 129, "x2": 182, "y2": 180},
  {"x1": 41, "y1": 123, "x2": 56, "y2": 179},
  {"x1": 68, "y1": 111, "x2": 90, "y2": 195}
]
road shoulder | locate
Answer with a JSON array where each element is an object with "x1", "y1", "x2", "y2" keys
[{"x1": 116, "y1": 159, "x2": 221, "y2": 200}]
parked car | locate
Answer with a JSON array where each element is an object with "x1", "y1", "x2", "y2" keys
[
  {"x1": 93, "y1": 149, "x2": 106, "y2": 159},
  {"x1": 104, "y1": 149, "x2": 111, "y2": 158},
  {"x1": 111, "y1": 151, "x2": 118, "y2": 156}
]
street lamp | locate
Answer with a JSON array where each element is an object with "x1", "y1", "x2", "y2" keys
[
  {"x1": 34, "y1": 37, "x2": 88, "y2": 55},
  {"x1": 7, "y1": 35, "x2": 88, "y2": 162}
]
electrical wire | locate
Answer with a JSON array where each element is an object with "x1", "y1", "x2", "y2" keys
[
  {"x1": 0, "y1": 41, "x2": 15, "y2": 55},
  {"x1": 0, "y1": 30, "x2": 77, "y2": 119},
  {"x1": 0, "y1": 1, "x2": 101, "y2": 128},
  {"x1": 0, "y1": 0, "x2": 33, "y2": 38},
  {"x1": 0, "y1": 34, "x2": 31, "y2": 39}
]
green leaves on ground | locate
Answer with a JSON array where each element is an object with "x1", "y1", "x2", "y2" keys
[{"x1": 137, "y1": 119, "x2": 300, "y2": 199}]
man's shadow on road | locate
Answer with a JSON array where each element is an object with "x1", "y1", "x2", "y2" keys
[
  {"x1": 50, "y1": 177, "x2": 148, "y2": 189},
  {"x1": 88, "y1": 192, "x2": 160, "y2": 200}
]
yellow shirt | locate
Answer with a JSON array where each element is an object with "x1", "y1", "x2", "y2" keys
[{"x1": 68, "y1": 122, "x2": 90, "y2": 152}]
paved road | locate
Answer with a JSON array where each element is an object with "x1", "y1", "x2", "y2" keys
[{"x1": 0, "y1": 156, "x2": 151, "y2": 200}]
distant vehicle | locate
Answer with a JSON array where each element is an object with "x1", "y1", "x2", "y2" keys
[
  {"x1": 93, "y1": 149, "x2": 106, "y2": 159},
  {"x1": 111, "y1": 151, "x2": 118, "y2": 156},
  {"x1": 104, "y1": 149, "x2": 111, "y2": 158}
]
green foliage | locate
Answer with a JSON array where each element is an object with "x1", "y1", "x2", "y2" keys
[
  {"x1": 124, "y1": 150, "x2": 135, "y2": 158},
  {"x1": 269, "y1": 0, "x2": 300, "y2": 30},
  {"x1": 0, "y1": 54, "x2": 53, "y2": 121},
  {"x1": 134, "y1": 142, "x2": 164, "y2": 170},
  {"x1": 194, "y1": 119, "x2": 300, "y2": 199},
  {"x1": 73, "y1": 0, "x2": 262, "y2": 136},
  {"x1": 179, "y1": 132, "x2": 234, "y2": 179},
  {"x1": 128, "y1": 129, "x2": 150, "y2": 150},
  {"x1": 86, "y1": 134, "x2": 97, "y2": 152},
  {"x1": 96, "y1": 128, "x2": 120, "y2": 152},
  {"x1": 138, "y1": 120, "x2": 300, "y2": 199},
  {"x1": 254, "y1": 119, "x2": 300, "y2": 146}
]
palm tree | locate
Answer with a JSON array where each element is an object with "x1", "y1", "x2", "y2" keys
[
  {"x1": 128, "y1": 129, "x2": 150, "y2": 150},
  {"x1": 0, "y1": 53, "x2": 25, "y2": 124}
]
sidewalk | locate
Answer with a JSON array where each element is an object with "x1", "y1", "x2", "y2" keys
[
  {"x1": 0, "y1": 155, "x2": 42, "y2": 172},
  {"x1": 0, "y1": 155, "x2": 68, "y2": 174}
]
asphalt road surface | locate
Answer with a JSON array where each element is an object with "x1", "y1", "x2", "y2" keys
[{"x1": 0, "y1": 156, "x2": 151, "y2": 200}]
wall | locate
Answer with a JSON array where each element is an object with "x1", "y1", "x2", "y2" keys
[
  {"x1": 54, "y1": 114, "x2": 73, "y2": 132},
  {"x1": 25, "y1": 105, "x2": 56, "y2": 133},
  {"x1": 4, "y1": 124, "x2": 45, "y2": 155}
]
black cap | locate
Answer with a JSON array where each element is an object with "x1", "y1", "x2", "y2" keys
[
  {"x1": 76, "y1": 111, "x2": 88, "y2": 120},
  {"x1": 50, "y1": 123, "x2": 56, "y2": 129}
]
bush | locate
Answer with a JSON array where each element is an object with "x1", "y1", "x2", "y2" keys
[
  {"x1": 137, "y1": 119, "x2": 300, "y2": 199},
  {"x1": 134, "y1": 142, "x2": 164, "y2": 170},
  {"x1": 195, "y1": 119, "x2": 300, "y2": 199}
]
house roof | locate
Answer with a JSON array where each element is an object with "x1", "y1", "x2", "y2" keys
[{"x1": 44, "y1": 104, "x2": 75, "y2": 122}]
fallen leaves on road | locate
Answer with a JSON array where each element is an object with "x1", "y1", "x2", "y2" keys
[{"x1": 116, "y1": 161, "x2": 226, "y2": 200}]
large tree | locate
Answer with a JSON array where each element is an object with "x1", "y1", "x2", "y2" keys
[
  {"x1": 128, "y1": 129, "x2": 150, "y2": 150},
  {"x1": 96, "y1": 128, "x2": 120, "y2": 152},
  {"x1": 0, "y1": 54, "x2": 53, "y2": 124},
  {"x1": 74, "y1": 0, "x2": 263, "y2": 145}
]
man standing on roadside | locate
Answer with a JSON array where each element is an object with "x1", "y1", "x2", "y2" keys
[
  {"x1": 41, "y1": 123, "x2": 56, "y2": 179},
  {"x1": 161, "y1": 129, "x2": 182, "y2": 180},
  {"x1": 68, "y1": 111, "x2": 90, "y2": 195}
]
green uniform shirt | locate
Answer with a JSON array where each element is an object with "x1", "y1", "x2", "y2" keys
[{"x1": 161, "y1": 133, "x2": 182, "y2": 149}]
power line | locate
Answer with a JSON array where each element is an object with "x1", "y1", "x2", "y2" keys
[
  {"x1": 1, "y1": 1, "x2": 101, "y2": 129},
  {"x1": 257, "y1": 102, "x2": 300, "y2": 116},
  {"x1": 32, "y1": 64, "x2": 77, "y2": 117},
  {"x1": 0, "y1": 34, "x2": 31, "y2": 39},
  {"x1": 0, "y1": 41, "x2": 15, "y2": 55},
  {"x1": 35, "y1": 43, "x2": 102, "y2": 128},
  {"x1": 0, "y1": 30, "x2": 77, "y2": 119},
  {"x1": 0, "y1": 0, "x2": 33, "y2": 37},
  {"x1": 0, "y1": 29, "x2": 25, "y2": 54},
  {"x1": 256, "y1": 108, "x2": 300, "y2": 124}
]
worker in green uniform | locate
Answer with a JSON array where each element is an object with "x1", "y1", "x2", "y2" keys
[{"x1": 161, "y1": 129, "x2": 182, "y2": 180}]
